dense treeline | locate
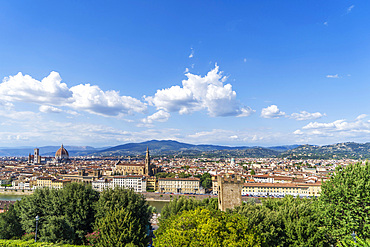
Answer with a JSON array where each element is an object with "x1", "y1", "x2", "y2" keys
[
  {"x1": 155, "y1": 162, "x2": 370, "y2": 246},
  {"x1": 0, "y1": 185, "x2": 151, "y2": 246}
]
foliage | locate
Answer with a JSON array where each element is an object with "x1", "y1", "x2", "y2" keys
[
  {"x1": 0, "y1": 204, "x2": 23, "y2": 239},
  {"x1": 0, "y1": 239, "x2": 87, "y2": 246},
  {"x1": 21, "y1": 232, "x2": 35, "y2": 241},
  {"x1": 320, "y1": 162, "x2": 370, "y2": 242},
  {"x1": 339, "y1": 235, "x2": 370, "y2": 247},
  {"x1": 14, "y1": 183, "x2": 99, "y2": 245},
  {"x1": 154, "y1": 208, "x2": 261, "y2": 246},
  {"x1": 94, "y1": 187, "x2": 151, "y2": 245},
  {"x1": 85, "y1": 231, "x2": 100, "y2": 246},
  {"x1": 233, "y1": 196, "x2": 330, "y2": 247},
  {"x1": 160, "y1": 196, "x2": 218, "y2": 221},
  {"x1": 94, "y1": 208, "x2": 146, "y2": 247},
  {"x1": 250, "y1": 169, "x2": 255, "y2": 175},
  {"x1": 198, "y1": 173, "x2": 212, "y2": 190}
]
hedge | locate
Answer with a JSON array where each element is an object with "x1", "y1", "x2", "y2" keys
[{"x1": 0, "y1": 240, "x2": 87, "y2": 247}]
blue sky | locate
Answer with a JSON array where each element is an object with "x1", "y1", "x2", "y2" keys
[{"x1": 0, "y1": 0, "x2": 369, "y2": 147}]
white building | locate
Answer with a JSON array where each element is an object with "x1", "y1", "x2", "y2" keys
[
  {"x1": 92, "y1": 178, "x2": 113, "y2": 192},
  {"x1": 113, "y1": 175, "x2": 147, "y2": 193}
]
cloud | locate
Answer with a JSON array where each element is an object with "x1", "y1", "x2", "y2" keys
[
  {"x1": 189, "y1": 48, "x2": 194, "y2": 58},
  {"x1": 39, "y1": 105, "x2": 63, "y2": 113},
  {"x1": 243, "y1": 58, "x2": 247, "y2": 63},
  {"x1": 295, "y1": 115, "x2": 370, "y2": 140},
  {"x1": 323, "y1": 21, "x2": 328, "y2": 26},
  {"x1": 0, "y1": 72, "x2": 72, "y2": 105},
  {"x1": 145, "y1": 64, "x2": 254, "y2": 117},
  {"x1": 69, "y1": 84, "x2": 146, "y2": 116},
  {"x1": 261, "y1": 105, "x2": 286, "y2": 119},
  {"x1": 0, "y1": 72, "x2": 147, "y2": 117},
  {"x1": 326, "y1": 74, "x2": 339, "y2": 78},
  {"x1": 347, "y1": 5, "x2": 354, "y2": 13},
  {"x1": 356, "y1": 114, "x2": 367, "y2": 120},
  {"x1": 0, "y1": 103, "x2": 37, "y2": 121},
  {"x1": 141, "y1": 110, "x2": 170, "y2": 124},
  {"x1": 290, "y1": 111, "x2": 325, "y2": 121}
]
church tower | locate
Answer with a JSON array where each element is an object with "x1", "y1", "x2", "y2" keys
[{"x1": 145, "y1": 147, "x2": 153, "y2": 176}]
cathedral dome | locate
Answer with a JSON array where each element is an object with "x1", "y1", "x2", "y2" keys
[{"x1": 55, "y1": 144, "x2": 69, "y2": 159}]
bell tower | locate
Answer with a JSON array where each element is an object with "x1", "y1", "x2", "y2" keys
[{"x1": 145, "y1": 147, "x2": 153, "y2": 176}]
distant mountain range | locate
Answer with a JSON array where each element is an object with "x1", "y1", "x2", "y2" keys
[
  {"x1": 280, "y1": 142, "x2": 370, "y2": 159},
  {"x1": 0, "y1": 146, "x2": 107, "y2": 157},
  {"x1": 1, "y1": 140, "x2": 369, "y2": 159},
  {"x1": 89, "y1": 140, "x2": 299, "y2": 157}
]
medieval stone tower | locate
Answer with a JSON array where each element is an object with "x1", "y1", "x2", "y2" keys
[
  {"x1": 217, "y1": 175, "x2": 243, "y2": 211},
  {"x1": 145, "y1": 147, "x2": 153, "y2": 176}
]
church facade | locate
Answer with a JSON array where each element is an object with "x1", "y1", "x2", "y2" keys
[{"x1": 114, "y1": 147, "x2": 159, "y2": 176}]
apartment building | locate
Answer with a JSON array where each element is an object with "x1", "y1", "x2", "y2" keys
[
  {"x1": 242, "y1": 182, "x2": 321, "y2": 197},
  {"x1": 112, "y1": 175, "x2": 147, "y2": 193},
  {"x1": 158, "y1": 177, "x2": 204, "y2": 194}
]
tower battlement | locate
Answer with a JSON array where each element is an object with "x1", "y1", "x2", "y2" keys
[{"x1": 217, "y1": 175, "x2": 243, "y2": 184}]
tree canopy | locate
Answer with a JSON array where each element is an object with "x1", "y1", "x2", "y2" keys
[
  {"x1": 233, "y1": 196, "x2": 330, "y2": 247},
  {"x1": 320, "y1": 162, "x2": 370, "y2": 242},
  {"x1": 155, "y1": 208, "x2": 261, "y2": 247},
  {"x1": 95, "y1": 208, "x2": 146, "y2": 247},
  {"x1": 0, "y1": 204, "x2": 23, "y2": 239},
  {"x1": 15, "y1": 183, "x2": 99, "y2": 245},
  {"x1": 160, "y1": 196, "x2": 218, "y2": 221},
  {"x1": 95, "y1": 187, "x2": 151, "y2": 246}
]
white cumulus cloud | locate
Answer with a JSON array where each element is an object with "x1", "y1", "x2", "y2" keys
[
  {"x1": 0, "y1": 72, "x2": 147, "y2": 117},
  {"x1": 141, "y1": 110, "x2": 170, "y2": 124},
  {"x1": 69, "y1": 84, "x2": 146, "y2": 116},
  {"x1": 290, "y1": 111, "x2": 325, "y2": 121},
  {"x1": 295, "y1": 115, "x2": 370, "y2": 141},
  {"x1": 261, "y1": 105, "x2": 286, "y2": 119},
  {"x1": 0, "y1": 72, "x2": 72, "y2": 105},
  {"x1": 39, "y1": 105, "x2": 63, "y2": 113},
  {"x1": 145, "y1": 64, "x2": 254, "y2": 117}
]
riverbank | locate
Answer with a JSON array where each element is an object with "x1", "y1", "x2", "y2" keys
[
  {"x1": 0, "y1": 190, "x2": 33, "y2": 196},
  {"x1": 142, "y1": 192, "x2": 217, "y2": 202},
  {"x1": 0, "y1": 190, "x2": 260, "y2": 203}
]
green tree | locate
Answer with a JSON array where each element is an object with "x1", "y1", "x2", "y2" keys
[
  {"x1": 233, "y1": 196, "x2": 329, "y2": 247},
  {"x1": 0, "y1": 204, "x2": 23, "y2": 239},
  {"x1": 202, "y1": 177, "x2": 212, "y2": 190},
  {"x1": 250, "y1": 169, "x2": 255, "y2": 175},
  {"x1": 95, "y1": 187, "x2": 151, "y2": 245},
  {"x1": 155, "y1": 208, "x2": 261, "y2": 247},
  {"x1": 160, "y1": 197, "x2": 218, "y2": 221},
  {"x1": 95, "y1": 208, "x2": 146, "y2": 247},
  {"x1": 15, "y1": 183, "x2": 99, "y2": 244},
  {"x1": 320, "y1": 162, "x2": 370, "y2": 242}
]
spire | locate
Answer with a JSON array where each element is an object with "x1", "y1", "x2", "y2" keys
[{"x1": 145, "y1": 146, "x2": 152, "y2": 176}]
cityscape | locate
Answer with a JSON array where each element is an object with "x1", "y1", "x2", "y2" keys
[{"x1": 0, "y1": 0, "x2": 369, "y2": 246}]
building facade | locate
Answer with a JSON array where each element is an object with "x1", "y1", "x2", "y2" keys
[
  {"x1": 158, "y1": 177, "x2": 203, "y2": 194},
  {"x1": 112, "y1": 175, "x2": 147, "y2": 193}
]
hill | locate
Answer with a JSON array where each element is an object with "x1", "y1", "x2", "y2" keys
[
  {"x1": 92, "y1": 140, "x2": 282, "y2": 158},
  {"x1": 280, "y1": 142, "x2": 370, "y2": 159}
]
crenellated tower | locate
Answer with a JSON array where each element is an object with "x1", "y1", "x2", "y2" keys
[{"x1": 217, "y1": 175, "x2": 243, "y2": 211}]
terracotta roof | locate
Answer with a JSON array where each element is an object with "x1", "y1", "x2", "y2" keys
[{"x1": 55, "y1": 144, "x2": 69, "y2": 158}]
